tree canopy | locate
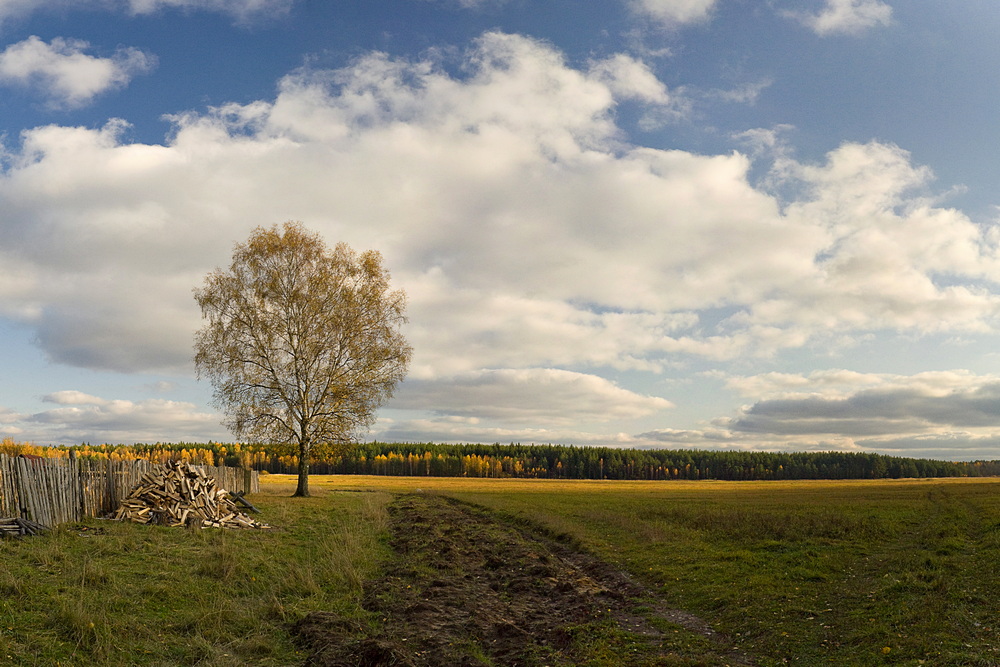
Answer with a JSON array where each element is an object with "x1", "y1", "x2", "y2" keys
[{"x1": 193, "y1": 222, "x2": 411, "y2": 496}]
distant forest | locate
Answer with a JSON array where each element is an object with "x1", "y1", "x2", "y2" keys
[{"x1": 3, "y1": 438, "x2": 999, "y2": 481}]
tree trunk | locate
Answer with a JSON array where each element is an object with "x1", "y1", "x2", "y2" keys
[{"x1": 293, "y1": 438, "x2": 311, "y2": 497}]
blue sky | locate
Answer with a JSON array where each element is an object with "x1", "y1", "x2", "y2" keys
[{"x1": 3, "y1": 0, "x2": 1000, "y2": 460}]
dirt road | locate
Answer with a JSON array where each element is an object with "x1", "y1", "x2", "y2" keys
[{"x1": 295, "y1": 493, "x2": 753, "y2": 666}]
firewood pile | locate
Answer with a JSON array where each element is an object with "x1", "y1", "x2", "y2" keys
[
  {"x1": 0, "y1": 517, "x2": 49, "y2": 537},
  {"x1": 112, "y1": 460, "x2": 269, "y2": 529}
]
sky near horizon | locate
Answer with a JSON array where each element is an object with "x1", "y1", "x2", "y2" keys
[{"x1": 3, "y1": 0, "x2": 1000, "y2": 460}]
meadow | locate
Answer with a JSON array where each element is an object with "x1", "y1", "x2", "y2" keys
[{"x1": 1, "y1": 474, "x2": 999, "y2": 665}]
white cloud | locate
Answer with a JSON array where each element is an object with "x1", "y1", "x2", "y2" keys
[
  {"x1": 789, "y1": 0, "x2": 893, "y2": 36},
  {"x1": 746, "y1": 142, "x2": 1000, "y2": 343},
  {"x1": 123, "y1": 0, "x2": 293, "y2": 21},
  {"x1": 710, "y1": 78, "x2": 773, "y2": 105},
  {"x1": 43, "y1": 390, "x2": 110, "y2": 405},
  {"x1": 0, "y1": 36, "x2": 155, "y2": 108},
  {"x1": 0, "y1": 406, "x2": 24, "y2": 434},
  {"x1": 144, "y1": 380, "x2": 178, "y2": 393},
  {"x1": 723, "y1": 369, "x2": 990, "y2": 401},
  {"x1": 390, "y1": 369, "x2": 673, "y2": 426},
  {"x1": 416, "y1": 0, "x2": 508, "y2": 8},
  {"x1": 588, "y1": 53, "x2": 686, "y2": 128},
  {"x1": 0, "y1": 0, "x2": 292, "y2": 24},
  {"x1": 0, "y1": 0, "x2": 37, "y2": 22},
  {"x1": 374, "y1": 416, "x2": 641, "y2": 447},
  {"x1": 404, "y1": 273, "x2": 700, "y2": 375},
  {"x1": 1, "y1": 31, "x2": 999, "y2": 390},
  {"x1": 853, "y1": 433, "x2": 1000, "y2": 460},
  {"x1": 587, "y1": 54, "x2": 671, "y2": 105},
  {"x1": 627, "y1": 0, "x2": 718, "y2": 28},
  {"x1": 664, "y1": 369, "x2": 1000, "y2": 459},
  {"x1": 724, "y1": 389, "x2": 1000, "y2": 441},
  {"x1": 4, "y1": 391, "x2": 225, "y2": 444}
]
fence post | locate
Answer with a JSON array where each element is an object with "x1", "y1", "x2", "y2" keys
[{"x1": 14, "y1": 456, "x2": 34, "y2": 523}]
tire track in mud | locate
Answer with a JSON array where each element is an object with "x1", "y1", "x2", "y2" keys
[{"x1": 295, "y1": 493, "x2": 755, "y2": 666}]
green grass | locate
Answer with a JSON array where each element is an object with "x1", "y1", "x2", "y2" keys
[
  {"x1": 435, "y1": 478, "x2": 1000, "y2": 666},
  {"x1": 4, "y1": 475, "x2": 1000, "y2": 665},
  {"x1": 0, "y1": 487, "x2": 391, "y2": 666}
]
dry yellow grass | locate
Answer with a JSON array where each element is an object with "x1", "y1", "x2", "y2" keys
[{"x1": 259, "y1": 472, "x2": 1000, "y2": 496}]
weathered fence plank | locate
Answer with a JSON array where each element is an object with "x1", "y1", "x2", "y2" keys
[
  {"x1": 0, "y1": 455, "x2": 19, "y2": 519},
  {"x1": 0, "y1": 454, "x2": 258, "y2": 528}
]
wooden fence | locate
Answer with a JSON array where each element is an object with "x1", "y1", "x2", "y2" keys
[{"x1": 0, "y1": 455, "x2": 259, "y2": 528}]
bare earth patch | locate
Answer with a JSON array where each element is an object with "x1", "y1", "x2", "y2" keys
[{"x1": 295, "y1": 493, "x2": 754, "y2": 666}]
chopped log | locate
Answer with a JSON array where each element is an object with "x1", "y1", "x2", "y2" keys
[
  {"x1": 228, "y1": 490, "x2": 261, "y2": 513},
  {"x1": 111, "y1": 460, "x2": 269, "y2": 530},
  {"x1": 0, "y1": 517, "x2": 50, "y2": 537}
]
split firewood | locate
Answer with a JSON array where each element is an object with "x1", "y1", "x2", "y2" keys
[
  {"x1": 229, "y1": 490, "x2": 262, "y2": 513},
  {"x1": 0, "y1": 517, "x2": 50, "y2": 537},
  {"x1": 112, "y1": 460, "x2": 269, "y2": 530}
]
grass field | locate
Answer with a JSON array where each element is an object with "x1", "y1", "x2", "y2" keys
[
  {"x1": 2, "y1": 474, "x2": 1000, "y2": 665},
  {"x1": 0, "y1": 483, "x2": 392, "y2": 665}
]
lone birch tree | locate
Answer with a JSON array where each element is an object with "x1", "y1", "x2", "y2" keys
[{"x1": 194, "y1": 222, "x2": 411, "y2": 497}]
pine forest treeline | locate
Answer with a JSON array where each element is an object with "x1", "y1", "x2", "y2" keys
[{"x1": 3, "y1": 438, "x2": 998, "y2": 481}]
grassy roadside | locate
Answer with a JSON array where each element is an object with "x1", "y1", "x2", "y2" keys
[
  {"x1": 0, "y1": 485, "x2": 391, "y2": 666},
  {"x1": 271, "y1": 474, "x2": 1000, "y2": 666},
  {"x1": 3, "y1": 474, "x2": 1000, "y2": 665},
  {"x1": 441, "y1": 477, "x2": 1000, "y2": 666}
]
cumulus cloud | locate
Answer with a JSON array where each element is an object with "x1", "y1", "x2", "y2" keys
[
  {"x1": 788, "y1": 0, "x2": 893, "y2": 36},
  {"x1": 591, "y1": 369, "x2": 1000, "y2": 460},
  {"x1": 715, "y1": 141, "x2": 1000, "y2": 357},
  {"x1": 587, "y1": 54, "x2": 671, "y2": 105},
  {"x1": 587, "y1": 53, "x2": 687, "y2": 128},
  {"x1": 390, "y1": 369, "x2": 673, "y2": 426},
  {"x1": 706, "y1": 370, "x2": 1000, "y2": 456},
  {"x1": 378, "y1": 367, "x2": 674, "y2": 448},
  {"x1": 0, "y1": 32, "x2": 693, "y2": 375},
  {"x1": 1, "y1": 391, "x2": 226, "y2": 444},
  {"x1": 627, "y1": 0, "x2": 718, "y2": 28},
  {"x1": 1, "y1": 30, "x2": 999, "y2": 395},
  {"x1": 0, "y1": 36, "x2": 155, "y2": 108}
]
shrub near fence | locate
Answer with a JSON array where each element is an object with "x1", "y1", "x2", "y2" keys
[{"x1": 0, "y1": 454, "x2": 259, "y2": 528}]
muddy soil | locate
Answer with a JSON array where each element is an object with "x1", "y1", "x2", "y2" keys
[{"x1": 294, "y1": 493, "x2": 753, "y2": 666}]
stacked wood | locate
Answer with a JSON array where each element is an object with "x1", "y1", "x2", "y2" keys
[
  {"x1": 0, "y1": 517, "x2": 49, "y2": 537},
  {"x1": 0, "y1": 454, "x2": 259, "y2": 529},
  {"x1": 112, "y1": 460, "x2": 268, "y2": 529}
]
